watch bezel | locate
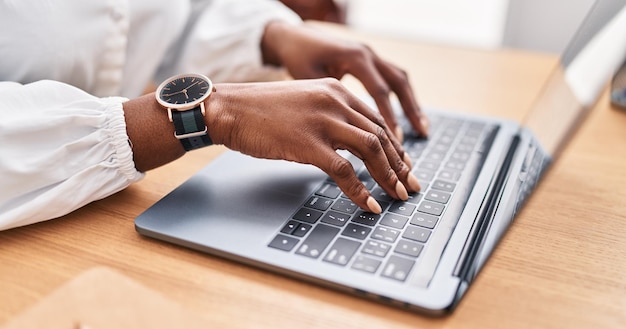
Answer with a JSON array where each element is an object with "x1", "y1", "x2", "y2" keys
[{"x1": 155, "y1": 73, "x2": 213, "y2": 111}]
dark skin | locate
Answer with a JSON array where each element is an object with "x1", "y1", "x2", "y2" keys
[
  {"x1": 123, "y1": 21, "x2": 429, "y2": 214},
  {"x1": 278, "y1": 0, "x2": 346, "y2": 23}
]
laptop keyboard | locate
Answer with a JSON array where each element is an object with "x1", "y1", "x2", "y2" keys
[{"x1": 268, "y1": 114, "x2": 497, "y2": 283}]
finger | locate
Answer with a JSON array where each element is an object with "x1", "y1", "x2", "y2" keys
[
  {"x1": 344, "y1": 91, "x2": 414, "y2": 170},
  {"x1": 375, "y1": 57, "x2": 430, "y2": 137},
  {"x1": 314, "y1": 147, "x2": 383, "y2": 214},
  {"x1": 330, "y1": 117, "x2": 421, "y2": 196},
  {"x1": 343, "y1": 53, "x2": 403, "y2": 140}
]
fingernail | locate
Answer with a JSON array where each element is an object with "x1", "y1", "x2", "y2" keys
[
  {"x1": 407, "y1": 172, "x2": 421, "y2": 192},
  {"x1": 367, "y1": 196, "x2": 382, "y2": 214},
  {"x1": 403, "y1": 153, "x2": 413, "y2": 169},
  {"x1": 395, "y1": 181, "x2": 409, "y2": 200},
  {"x1": 395, "y1": 126, "x2": 404, "y2": 143}
]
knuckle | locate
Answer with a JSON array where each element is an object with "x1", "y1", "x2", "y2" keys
[
  {"x1": 329, "y1": 156, "x2": 354, "y2": 179},
  {"x1": 373, "y1": 85, "x2": 391, "y2": 98},
  {"x1": 313, "y1": 80, "x2": 341, "y2": 103},
  {"x1": 345, "y1": 43, "x2": 369, "y2": 57},
  {"x1": 361, "y1": 131, "x2": 383, "y2": 152},
  {"x1": 316, "y1": 78, "x2": 345, "y2": 98},
  {"x1": 398, "y1": 68, "x2": 409, "y2": 80},
  {"x1": 371, "y1": 113, "x2": 387, "y2": 127}
]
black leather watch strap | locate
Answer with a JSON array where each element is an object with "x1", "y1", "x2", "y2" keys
[{"x1": 170, "y1": 105, "x2": 213, "y2": 151}]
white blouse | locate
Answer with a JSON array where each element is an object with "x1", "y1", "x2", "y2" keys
[{"x1": 0, "y1": 0, "x2": 301, "y2": 230}]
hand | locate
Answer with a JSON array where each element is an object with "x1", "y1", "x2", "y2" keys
[
  {"x1": 278, "y1": 0, "x2": 346, "y2": 23},
  {"x1": 206, "y1": 78, "x2": 422, "y2": 213},
  {"x1": 262, "y1": 22, "x2": 429, "y2": 140}
]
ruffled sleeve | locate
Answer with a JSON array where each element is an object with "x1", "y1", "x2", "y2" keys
[{"x1": 0, "y1": 80, "x2": 144, "y2": 230}]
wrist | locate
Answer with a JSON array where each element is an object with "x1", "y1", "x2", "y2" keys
[
  {"x1": 261, "y1": 20, "x2": 293, "y2": 67},
  {"x1": 204, "y1": 83, "x2": 235, "y2": 147}
]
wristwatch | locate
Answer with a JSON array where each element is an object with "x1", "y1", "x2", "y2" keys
[{"x1": 155, "y1": 73, "x2": 215, "y2": 151}]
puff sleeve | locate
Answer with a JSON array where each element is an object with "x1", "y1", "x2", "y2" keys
[{"x1": 0, "y1": 81, "x2": 144, "y2": 230}]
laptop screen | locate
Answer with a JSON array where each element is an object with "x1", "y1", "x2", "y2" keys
[{"x1": 522, "y1": 0, "x2": 626, "y2": 156}]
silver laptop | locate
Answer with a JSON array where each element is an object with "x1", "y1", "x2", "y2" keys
[{"x1": 135, "y1": 1, "x2": 626, "y2": 315}]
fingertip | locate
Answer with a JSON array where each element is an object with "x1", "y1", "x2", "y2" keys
[
  {"x1": 407, "y1": 172, "x2": 421, "y2": 192},
  {"x1": 366, "y1": 196, "x2": 382, "y2": 214},
  {"x1": 419, "y1": 117, "x2": 430, "y2": 137},
  {"x1": 395, "y1": 181, "x2": 409, "y2": 201}
]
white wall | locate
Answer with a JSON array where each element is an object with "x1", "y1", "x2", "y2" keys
[
  {"x1": 344, "y1": 0, "x2": 595, "y2": 53},
  {"x1": 346, "y1": 0, "x2": 510, "y2": 49},
  {"x1": 502, "y1": 0, "x2": 595, "y2": 53}
]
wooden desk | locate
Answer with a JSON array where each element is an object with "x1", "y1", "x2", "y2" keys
[{"x1": 2, "y1": 23, "x2": 626, "y2": 329}]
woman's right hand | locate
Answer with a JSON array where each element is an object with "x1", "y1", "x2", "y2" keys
[{"x1": 206, "y1": 78, "x2": 422, "y2": 214}]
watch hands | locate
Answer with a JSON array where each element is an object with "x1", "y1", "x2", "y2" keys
[{"x1": 162, "y1": 80, "x2": 201, "y2": 98}]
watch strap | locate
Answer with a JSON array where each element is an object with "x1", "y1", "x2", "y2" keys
[{"x1": 170, "y1": 105, "x2": 213, "y2": 151}]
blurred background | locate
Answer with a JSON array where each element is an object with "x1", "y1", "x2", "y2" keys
[{"x1": 279, "y1": 0, "x2": 596, "y2": 54}]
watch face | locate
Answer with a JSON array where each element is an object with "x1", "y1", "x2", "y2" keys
[{"x1": 156, "y1": 73, "x2": 213, "y2": 109}]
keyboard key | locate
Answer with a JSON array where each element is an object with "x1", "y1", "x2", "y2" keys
[
  {"x1": 444, "y1": 160, "x2": 466, "y2": 171},
  {"x1": 451, "y1": 151, "x2": 471, "y2": 162},
  {"x1": 438, "y1": 169, "x2": 461, "y2": 182},
  {"x1": 432, "y1": 143, "x2": 450, "y2": 153},
  {"x1": 292, "y1": 208, "x2": 323, "y2": 224},
  {"x1": 296, "y1": 224, "x2": 339, "y2": 259},
  {"x1": 293, "y1": 223, "x2": 312, "y2": 237},
  {"x1": 268, "y1": 234, "x2": 299, "y2": 251},
  {"x1": 341, "y1": 223, "x2": 372, "y2": 240},
  {"x1": 361, "y1": 240, "x2": 392, "y2": 258},
  {"x1": 352, "y1": 255, "x2": 382, "y2": 273},
  {"x1": 405, "y1": 192, "x2": 423, "y2": 205},
  {"x1": 280, "y1": 220, "x2": 299, "y2": 235},
  {"x1": 418, "y1": 161, "x2": 440, "y2": 171},
  {"x1": 425, "y1": 150, "x2": 446, "y2": 162},
  {"x1": 455, "y1": 143, "x2": 474, "y2": 153},
  {"x1": 413, "y1": 170, "x2": 435, "y2": 182},
  {"x1": 315, "y1": 183, "x2": 342, "y2": 199},
  {"x1": 371, "y1": 226, "x2": 401, "y2": 243},
  {"x1": 432, "y1": 180, "x2": 456, "y2": 192},
  {"x1": 304, "y1": 196, "x2": 333, "y2": 211},
  {"x1": 388, "y1": 201, "x2": 416, "y2": 216},
  {"x1": 410, "y1": 213, "x2": 439, "y2": 229},
  {"x1": 331, "y1": 199, "x2": 358, "y2": 214},
  {"x1": 417, "y1": 201, "x2": 445, "y2": 216},
  {"x1": 323, "y1": 238, "x2": 361, "y2": 266},
  {"x1": 460, "y1": 135, "x2": 479, "y2": 147},
  {"x1": 425, "y1": 190, "x2": 451, "y2": 204},
  {"x1": 382, "y1": 255, "x2": 415, "y2": 282},
  {"x1": 439, "y1": 135, "x2": 454, "y2": 146},
  {"x1": 321, "y1": 210, "x2": 351, "y2": 227},
  {"x1": 378, "y1": 200, "x2": 391, "y2": 212},
  {"x1": 403, "y1": 225, "x2": 431, "y2": 243},
  {"x1": 352, "y1": 211, "x2": 381, "y2": 226},
  {"x1": 380, "y1": 213, "x2": 409, "y2": 229},
  {"x1": 394, "y1": 239, "x2": 424, "y2": 258},
  {"x1": 371, "y1": 187, "x2": 393, "y2": 202}
]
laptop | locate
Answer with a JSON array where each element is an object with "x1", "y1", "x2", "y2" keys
[{"x1": 135, "y1": 0, "x2": 626, "y2": 315}]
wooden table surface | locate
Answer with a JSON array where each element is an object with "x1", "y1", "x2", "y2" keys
[{"x1": 2, "y1": 23, "x2": 626, "y2": 329}]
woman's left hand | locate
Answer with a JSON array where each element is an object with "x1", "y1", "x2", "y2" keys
[{"x1": 261, "y1": 21, "x2": 429, "y2": 140}]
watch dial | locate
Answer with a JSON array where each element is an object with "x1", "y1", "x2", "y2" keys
[{"x1": 159, "y1": 76, "x2": 211, "y2": 105}]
